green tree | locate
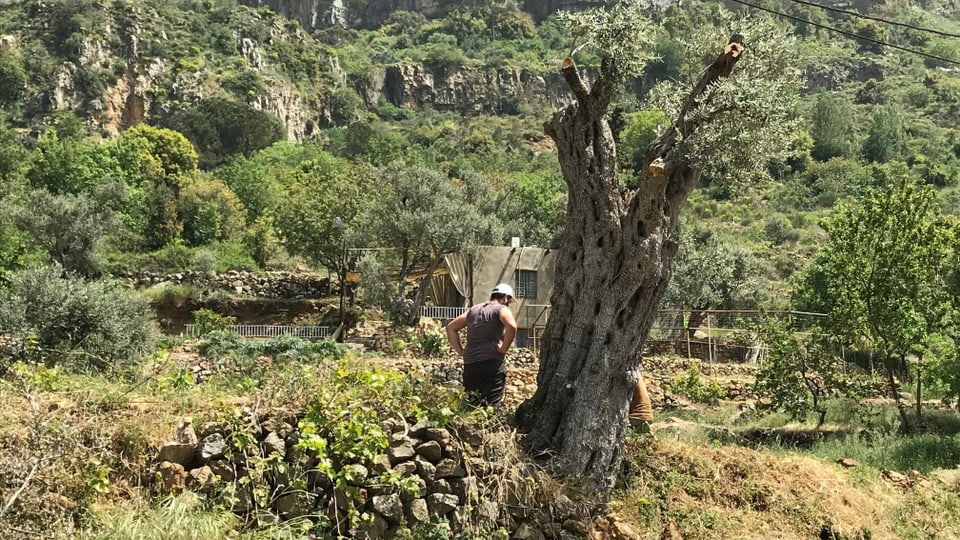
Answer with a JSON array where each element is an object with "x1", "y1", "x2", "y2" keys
[
  {"x1": 515, "y1": 5, "x2": 802, "y2": 494},
  {"x1": 800, "y1": 157, "x2": 873, "y2": 208},
  {"x1": 0, "y1": 221, "x2": 29, "y2": 285},
  {"x1": 120, "y1": 125, "x2": 199, "y2": 249},
  {"x1": 144, "y1": 182, "x2": 182, "y2": 250},
  {"x1": 26, "y1": 131, "x2": 123, "y2": 195},
  {"x1": 167, "y1": 98, "x2": 286, "y2": 169},
  {"x1": 662, "y1": 228, "x2": 767, "y2": 335},
  {"x1": 179, "y1": 179, "x2": 246, "y2": 246},
  {"x1": 861, "y1": 106, "x2": 904, "y2": 163},
  {"x1": 618, "y1": 109, "x2": 670, "y2": 176},
  {"x1": 272, "y1": 150, "x2": 370, "y2": 274},
  {"x1": 0, "y1": 113, "x2": 26, "y2": 192},
  {"x1": 751, "y1": 318, "x2": 870, "y2": 428},
  {"x1": 360, "y1": 163, "x2": 502, "y2": 325},
  {"x1": 215, "y1": 155, "x2": 280, "y2": 223},
  {"x1": 0, "y1": 47, "x2": 26, "y2": 108},
  {"x1": 242, "y1": 216, "x2": 281, "y2": 268},
  {"x1": 810, "y1": 92, "x2": 857, "y2": 161},
  {"x1": 6, "y1": 189, "x2": 114, "y2": 277},
  {"x1": 794, "y1": 174, "x2": 953, "y2": 428},
  {"x1": 122, "y1": 124, "x2": 199, "y2": 179},
  {"x1": 498, "y1": 170, "x2": 566, "y2": 248}
]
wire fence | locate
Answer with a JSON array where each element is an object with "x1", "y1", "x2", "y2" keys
[
  {"x1": 420, "y1": 306, "x2": 828, "y2": 364},
  {"x1": 645, "y1": 310, "x2": 828, "y2": 364},
  {"x1": 183, "y1": 324, "x2": 332, "y2": 340}
]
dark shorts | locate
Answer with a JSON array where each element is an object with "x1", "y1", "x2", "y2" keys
[{"x1": 463, "y1": 358, "x2": 506, "y2": 408}]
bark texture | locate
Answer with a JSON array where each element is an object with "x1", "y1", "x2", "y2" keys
[{"x1": 516, "y1": 37, "x2": 744, "y2": 495}]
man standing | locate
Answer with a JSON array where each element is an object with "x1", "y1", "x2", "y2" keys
[{"x1": 445, "y1": 283, "x2": 518, "y2": 408}]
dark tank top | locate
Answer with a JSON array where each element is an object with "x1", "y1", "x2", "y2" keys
[{"x1": 463, "y1": 301, "x2": 505, "y2": 364}]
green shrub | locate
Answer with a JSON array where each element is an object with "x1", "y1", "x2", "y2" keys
[
  {"x1": 259, "y1": 335, "x2": 346, "y2": 360},
  {"x1": 668, "y1": 361, "x2": 726, "y2": 404},
  {"x1": 210, "y1": 241, "x2": 258, "y2": 272},
  {"x1": 146, "y1": 241, "x2": 195, "y2": 273},
  {"x1": 0, "y1": 265, "x2": 155, "y2": 371},
  {"x1": 191, "y1": 308, "x2": 236, "y2": 336},
  {"x1": 179, "y1": 179, "x2": 246, "y2": 247},
  {"x1": 409, "y1": 322, "x2": 447, "y2": 357}
]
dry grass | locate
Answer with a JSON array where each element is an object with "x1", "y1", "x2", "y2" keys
[
  {"x1": 5, "y1": 347, "x2": 960, "y2": 540},
  {"x1": 614, "y1": 436, "x2": 960, "y2": 539}
]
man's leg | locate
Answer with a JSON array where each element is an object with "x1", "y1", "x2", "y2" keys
[
  {"x1": 478, "y1": 371, "x2": 507, "y2": 408},
  {"x1": 462, "y1": 362, "x2": 483, "y2": 406}
]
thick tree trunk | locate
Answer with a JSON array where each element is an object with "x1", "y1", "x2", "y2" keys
[{"x1": 516, "y1": 37, "x2": 744, "y2": 495}]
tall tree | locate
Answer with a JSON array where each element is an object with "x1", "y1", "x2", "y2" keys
[
  {"x1": 662, "y1": 228, "x2": 766, "y2": 336},
  {"x1": 6, "y1": 188, "x2": 114, "y2": 277},
  {"x1": 793, "y1": 173, "x2": 953, "y2": 428},
  {"x1": 810, "y1": 92, "x2": 857, "y2": 162},
  {"x1": 514, "y1": 5, "x2": 801, "y2": 495},
  {"x1": 861, "y1": 106, "x2": 904, "y2": 163},
  {"x1": 360, "y1": 164, "x2": 502, "y2": 325},
  {"x1": 272, "y1": 149, "x2": 371, "y2": 276}
]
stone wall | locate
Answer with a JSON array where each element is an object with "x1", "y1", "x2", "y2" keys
[
  {"x1": 154, "y1": 408, "x2": 641, "y2": 539},
  {"x1": 123, "y1": 270, "x2": 332, "y2": 299}
]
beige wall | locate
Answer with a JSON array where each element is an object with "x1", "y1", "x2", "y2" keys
[{"x1": 470, "y1": 246, "x2": 556, "y2": 330}]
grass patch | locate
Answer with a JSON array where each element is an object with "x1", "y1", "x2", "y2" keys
[
  {"x1": 805, "y1": 432, "x2": 960, "y2": 473},
  {"x1": 85, "y1": 495, "x2": 237, "y2": 540}
]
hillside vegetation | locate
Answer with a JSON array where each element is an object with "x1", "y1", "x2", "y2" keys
[
  {"x1": 5, "y1": 0, "x2": 960, "y2": 538},
  {"x1": 3, "y1": 0, "x2": 960, "y2": 305}
]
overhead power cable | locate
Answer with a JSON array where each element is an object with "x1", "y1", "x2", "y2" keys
[
  {"x1": 783, "y1": 0, "x2": 960, "y2": 39},
  {"x1": 727, "y1": 0, "x2": 960, "y2": 67}
]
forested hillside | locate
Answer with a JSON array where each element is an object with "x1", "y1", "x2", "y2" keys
[
  {"x1": 8, "y1": 2, "x2": 960, "y2": 539},
  {"x1": 2, "y1": 0, "x2": 960, "y2": 310}
]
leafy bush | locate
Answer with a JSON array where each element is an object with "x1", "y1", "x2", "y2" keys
[
  {"x1": 196, "y1": 330, "x2": 248, "y2": 359},
  {"x1": 210, "y1": 241, "x2": 259, "y2": 272},
  {"x1": 192, "y1": 308, "x2": 236, "y2": 336},
  {"x1": 409, "y1": 322, "x2": 447, "y2": 357},
  {"x1": 258, "y1": 334, "x2": 307, "y2": 358},
  {"x1": 178, "y1": 179, "x2": 246, "y2": 246},
  {"x1": 197, "y1": 332, "x2": 346, "y2": 382},
  {"x1": 0, "y1": 265, "x2": 155, "y2": 371},
  {"x1": 145, "y1": 241, "x2": 195, "y2": 273},
  {"x1": 667, "y1": 361, "x2": 726, "y2": 404}
]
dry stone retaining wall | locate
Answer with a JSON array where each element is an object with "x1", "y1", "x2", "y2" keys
[
  {"x1": 122, "y1": 271, "x2": 332, "y2": 299},
  {"x1": 153, "y1": 408, "x2": 627, "y2": 539}
]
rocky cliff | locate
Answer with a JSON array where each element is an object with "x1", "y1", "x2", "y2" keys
[
  {"x1": 356, "y1": 63, "x2": 586, "y2": 115},
  {"x1": 240, "y1": 0, "x2": 618, "y2": 31},
  {"x1": 11, "y1": 0, "x2": 592, "y2": 142}
]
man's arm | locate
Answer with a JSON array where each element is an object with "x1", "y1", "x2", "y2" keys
[
  {"x1": 498, "y1": 307, "x2": 518, "y2": 355},
  {"x1": 446, "y1": 313, "x2": 467, "y2": 356}
]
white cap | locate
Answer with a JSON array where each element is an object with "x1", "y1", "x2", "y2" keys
[{"x1": 491, "y1": 283, "x2": 514, "y2": 298}]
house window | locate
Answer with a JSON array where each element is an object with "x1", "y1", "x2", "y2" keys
[{"x1": 514, "y1": 270, "x2": 538, "y2": 299}]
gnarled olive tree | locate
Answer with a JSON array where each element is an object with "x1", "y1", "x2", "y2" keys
[{"x1": 515, "y1": 5, "x2": 802, "y2": 494}]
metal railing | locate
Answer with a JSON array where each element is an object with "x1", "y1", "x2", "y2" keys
[
  {"x1": 184, "y1": 324, "x2": 332, "y2": 339},
  {"x1": 420, "y1": 306, "x2": 468, "y2": 320}
]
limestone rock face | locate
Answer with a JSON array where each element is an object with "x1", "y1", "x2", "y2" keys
[
  {"x1": 356, "y1": 63, "x2": 582, "y2": 116},
  {"x1": 240, "y1": 0, "x2": 619, "y2": 31}
]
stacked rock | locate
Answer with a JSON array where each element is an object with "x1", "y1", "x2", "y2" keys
[{"x1": 152, "y1": 409, "x2": 605, "y2": 539}]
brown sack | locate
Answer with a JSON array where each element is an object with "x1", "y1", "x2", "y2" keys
[{"x1": 629, "y1": 373, "x2": 654, "y2": 422}]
